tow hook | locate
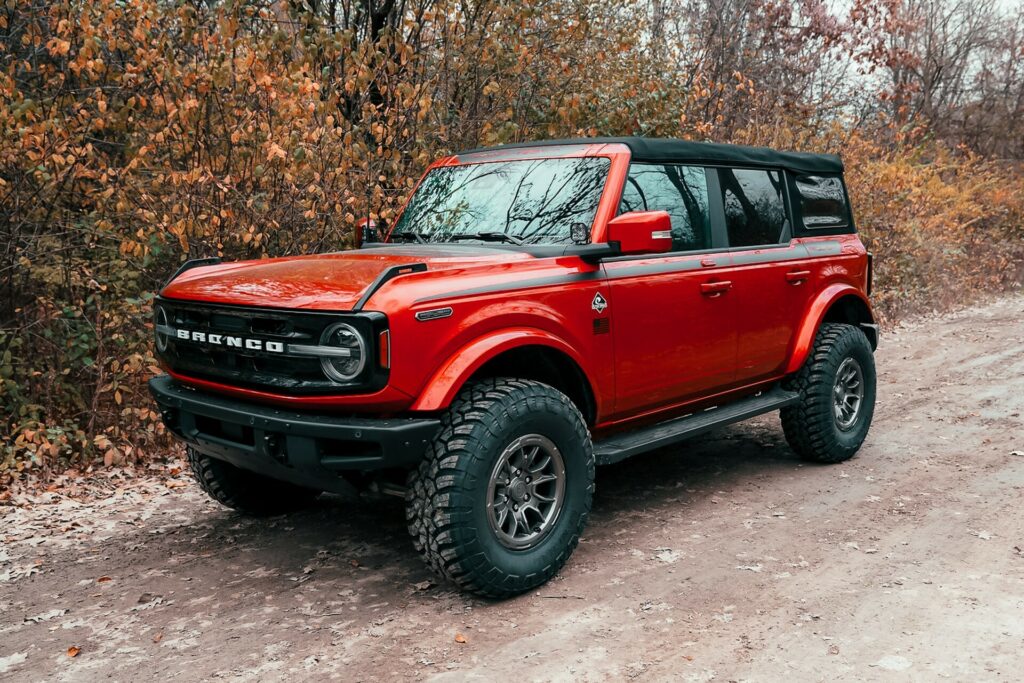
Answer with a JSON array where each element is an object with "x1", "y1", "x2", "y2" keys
[{"x1": 264, "y1": 434, "x2": 285, "y2": 463}]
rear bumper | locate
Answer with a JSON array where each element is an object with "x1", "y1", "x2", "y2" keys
[{"x1": 149, "y1": 376, "x2": 440, "y2": 492}]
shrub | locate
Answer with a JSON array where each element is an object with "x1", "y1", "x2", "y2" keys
[{"x1": 1, "y1": 0, "x2": 1021, "y2": 479}]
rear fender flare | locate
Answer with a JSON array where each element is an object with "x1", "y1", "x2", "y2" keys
[
  {"x1": 410, "y1": 328, "x2": 594, "y2": 413},
  {"x1": 785, "y1": 285, "x2": 875, "y2": 374}
]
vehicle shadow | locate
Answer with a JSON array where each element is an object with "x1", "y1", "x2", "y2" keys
[
  {"x1": 590, "y1": 415, "x2": 800, "y2": 518},
  {"x1": 35, "y1": 418, "x2": 806, "y2": 627}
]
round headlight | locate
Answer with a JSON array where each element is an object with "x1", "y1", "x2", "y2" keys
[
  {"x1": 319, "y1": 322, "x2": 366, "y2": 382},
  {"x1": 155, "y1": 306, "x2": 170, "y2": 353}
]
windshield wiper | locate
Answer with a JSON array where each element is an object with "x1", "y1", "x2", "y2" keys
[
  {"x1": 389, "y1": 230, "x2": 427, "y2": 244},
  {"x1": 450, "y1": 231, "x2": 524, "y2": 246}
]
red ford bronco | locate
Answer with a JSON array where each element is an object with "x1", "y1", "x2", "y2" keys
[{"x1": 150, "y1": 138, "x2": 877, "y2": 597}]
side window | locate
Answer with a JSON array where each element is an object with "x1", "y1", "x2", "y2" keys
[
  {"x1": 619, "y1": 164, "x2": 711, "y2": 251},
  {"x1": 795, "y1": 174, "x2": 850, "y2": 228},
  {"x1": 719, "y1": 168, "x2": 788, "y2": 247}
]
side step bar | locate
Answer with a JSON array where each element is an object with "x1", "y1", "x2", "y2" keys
[{"x1": 593, "y1": 386, "x2": 800, "y2": 465}]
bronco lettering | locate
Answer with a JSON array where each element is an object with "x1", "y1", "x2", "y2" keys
[{"x1": 173, "y1": 327, "x2": 284, "y2": 353}]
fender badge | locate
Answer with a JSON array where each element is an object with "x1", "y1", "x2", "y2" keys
[
  {"x1": 591, "y1": 292, "x2": 608, "y2": 313},
  {"x1": 415, "y1": 307, "x2": 453, "y2": 322}
]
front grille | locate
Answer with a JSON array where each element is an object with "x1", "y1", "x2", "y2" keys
[{"x1": 155, "y1": 298, "x2": 387, "y2": 395}]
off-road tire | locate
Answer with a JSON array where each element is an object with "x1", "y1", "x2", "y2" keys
[
  {"x1": 781, "y1": 322, "x2": 876, "y2": 463},
  {"x1": 406, "y1": 378, "x2": 595, "y2": 598},
  {"x1": 187, "y1": 447, "x2": 320, "y2": 515}
]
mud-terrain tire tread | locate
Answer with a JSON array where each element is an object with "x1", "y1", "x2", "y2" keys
[
  {"x1": 781, "y1": 322, "x2": 876, "y2": 463},
  {"x1": 406, "y1": 378, "x2": 594, "y2": 599},
  {"x1": 187, "y1": 447, "x2": 320, "y2": 516}
]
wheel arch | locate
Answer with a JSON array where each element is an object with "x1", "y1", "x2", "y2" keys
[
  {"x1": 785, "y1": 285, "x2": 877, "y2": 374},
  {"x1": 409, "y1": 329, "x2": 599, "y2": 425}
]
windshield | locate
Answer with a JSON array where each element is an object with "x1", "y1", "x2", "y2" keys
[{"x1": 391, "y1": 156, "x2": 611, "y2": 245}]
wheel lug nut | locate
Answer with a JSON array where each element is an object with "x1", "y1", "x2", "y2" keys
[{"x1": 513, "y1": 504, "x2": 519, "y2": 511}]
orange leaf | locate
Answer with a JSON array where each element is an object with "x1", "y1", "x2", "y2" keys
[
  {"x1": 67, "y1": 646, "x2": 81, "y2": 657},
  {"x1": 454, "y1": 633, "x2": 468, "y2": 644}
]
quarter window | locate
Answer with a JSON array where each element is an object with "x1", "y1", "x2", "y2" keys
[
  {"x1": 795, "y1": 174, "x2": 850, "y2": 228},
  {"x1": 619, "y1": 164, "x2": 711, "y2": 251},
  {"x1": 719, "y1": 168, "x2": 788, "y2": 247}
]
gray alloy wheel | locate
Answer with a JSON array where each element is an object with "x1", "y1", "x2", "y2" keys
[
  {"x1": 832, "y1": 357, "x2": 865, "y2": 431},
  {"x1": 486, "y1": 434, "x2": 567, "y2": 550}
]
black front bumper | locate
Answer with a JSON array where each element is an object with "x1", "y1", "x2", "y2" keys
[{"x1": 149, "y1": 376, "x2": 440, "y2": 493}]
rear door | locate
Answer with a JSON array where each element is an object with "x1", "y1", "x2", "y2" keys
[
  {"x1": 714, "y1": 167, "x2": 817, "y2": 383},
  {"x1": 604, "y1": 164, "x2": 738, "y2": 418}
]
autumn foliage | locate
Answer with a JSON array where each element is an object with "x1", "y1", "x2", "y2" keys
[{"x1": 1, "y1": 0, "x2": 1022, "y2": 477}]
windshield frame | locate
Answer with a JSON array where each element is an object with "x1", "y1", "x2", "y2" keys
[{"x1": 385, "y1": 143, "x2": 632, "y2": 248}]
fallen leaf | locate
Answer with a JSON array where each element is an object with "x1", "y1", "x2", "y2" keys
[
  {"x1": 0, "y1": 652, "x2": 28, "y2": 673},
  {"x1": 67, "y1": 646, "x2": 80, "y2": 658},
  {"x1": 24, "y1": 608, "x2": 67, "y2": 624},
  {"x1": 413, "y1": 580, "x2": 434, "y2": 591},
  {"x1": 152, "y1": 632, "x2": 163, "y2": 643},
  {"x1": 654, "y1": 548, "x2": 680, "y2": 563},
  {"x1": 96, "y1": 576, "x2": 112, "y2": 583},
  {"x1": 873, "y1": 655, "x2": 912, "y2": 671},
  {"x1": 455, "y1": 633, "x2": 468, "y2": 644}
]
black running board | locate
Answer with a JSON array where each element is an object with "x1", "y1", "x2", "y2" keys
[{"x1": 594, "y1": 386, "x2": 800, "y2": 465}]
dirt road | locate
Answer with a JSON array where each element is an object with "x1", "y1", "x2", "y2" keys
[{"x1": 3, "y1": 295, "x2": 1023, "y2": 682}]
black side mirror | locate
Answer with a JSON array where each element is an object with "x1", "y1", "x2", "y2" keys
[{"x1": 359, "y1": 218, "x2": 383, "y2": 246}]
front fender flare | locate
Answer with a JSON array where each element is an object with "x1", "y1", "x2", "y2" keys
[
  {"x1": 409, "y1": 328, "x2": 591, "y2": 412},
  {"x1": 785, "y1": 284, "x2": 875, "y2": 374}
]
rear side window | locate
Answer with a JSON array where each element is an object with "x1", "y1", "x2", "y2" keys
[
  {"x1": 719, "y1": 168, "x2": 788, "y2": 247},
  {"x1": 795, "y1": 174, "x2": 850, "y2": 228},
  {"x1": 619, "y1": 164, "x2": 711, "y2": 251}
]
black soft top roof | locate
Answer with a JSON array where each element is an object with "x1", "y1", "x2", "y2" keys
[{"x1": 457, "y1": 136, "x2": 843, "y2": 175}]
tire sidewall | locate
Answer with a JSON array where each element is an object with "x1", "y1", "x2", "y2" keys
[{"x1": 820, "y1": 331, "x2": 876, "y2": 453}]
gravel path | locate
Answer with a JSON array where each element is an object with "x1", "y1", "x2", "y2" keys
[{"x1": 2, "y1": 295, "x2": 1023, "y2": 681}]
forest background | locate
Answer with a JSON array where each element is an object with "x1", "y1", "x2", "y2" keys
[{"x1": 1, "y1": 0, "x2": 1021, "y2": 481}]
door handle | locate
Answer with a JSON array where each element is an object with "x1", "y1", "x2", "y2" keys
[
  {"x1": 700, "y1": 280, "x2": 732, "y2": 297},
  {"x1": 785, "y1": 270, "x2": 810, "y2": 284}
]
